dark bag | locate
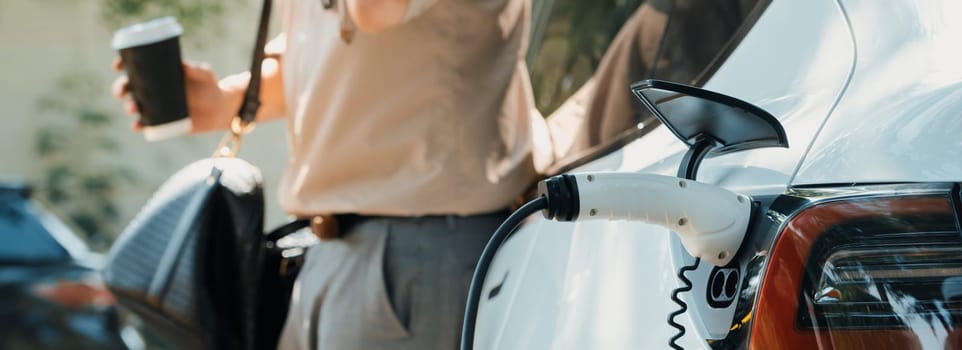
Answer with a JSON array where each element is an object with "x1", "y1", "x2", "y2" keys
[
  {"x1": 102, "y1": 0, "x2": 310, "y2": 348},
  {"x1": 104, "y1": 158, "x2": 264, "y2": 349}
]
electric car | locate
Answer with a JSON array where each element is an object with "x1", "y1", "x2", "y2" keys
[
  {"x1": 467, "y1": 0, "x2": 962, "y2": 349},
  {"x1": 0, "y1": 184, "x2": 142, "y2": 349}
]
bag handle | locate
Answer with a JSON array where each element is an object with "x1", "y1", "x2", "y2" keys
[{"x1": 216, "y1": 0, "x2": 273, "y2": 157}]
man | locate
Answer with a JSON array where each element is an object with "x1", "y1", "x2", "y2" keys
[{"x1": 112, "y1": 0, "x2": 546, "y2": 348}]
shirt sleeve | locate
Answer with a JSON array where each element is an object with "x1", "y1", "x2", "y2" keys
[{"x1": 404, "y1": 0, "x2": 439, "y2": 21}]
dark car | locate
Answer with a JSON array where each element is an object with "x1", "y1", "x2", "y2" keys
[{"x1": 0, "y1": 184, "x2": 141, "y2": 349}]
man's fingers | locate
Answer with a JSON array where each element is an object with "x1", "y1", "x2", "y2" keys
[
  {"x1": 182, "y1": 61, "x2": 214, "y2": 80},
  {"x1": 183, "y1": 60, "x2": 210, "y2": 70},
  {"x1": 123, "y1": 100, "x2": 139, "y2": 116},
  {"x1": 182, "y1": 61, "x2": 198, "y2": 74},
  {"x1": 111, "y1": 75, "x2": 129, "y2": 99},
  {"x1": 113, "y1": 57, "x2": 142, "y2": 133}
]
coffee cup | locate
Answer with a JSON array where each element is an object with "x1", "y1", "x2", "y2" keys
[{"x1": 112, "y1": 17, "x2": 190, "y2": 141}]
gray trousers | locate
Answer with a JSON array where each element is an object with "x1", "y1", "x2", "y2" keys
[{"x1": 277, "y1": 212, "x2": 506, "y2": 350}]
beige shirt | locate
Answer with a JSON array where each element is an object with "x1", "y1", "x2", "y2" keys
[{"x1": 277, "y1": 0, "x2": 548, "y2": 216}]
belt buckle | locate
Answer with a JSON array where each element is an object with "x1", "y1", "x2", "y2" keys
[{"x1": 309, "y1": 215, "x2": 340, "y2": 241}]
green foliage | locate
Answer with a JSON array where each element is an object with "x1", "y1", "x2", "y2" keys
[
  {"x1": 101, "y1": 0, "x2": 220, "y2": 30},
  {"x1": 100, "y1": 0, "x2": 240, "y2": 44},
  {"x1": 32, "y1": 71, "x2": 138, "y2": 251},
  {"x1": 529, "y1": 0, "x2": 645, "y2": 113}
]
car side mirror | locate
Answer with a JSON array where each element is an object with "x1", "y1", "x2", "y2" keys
[{"x1": 631, "y1": 79, "x2": 789, "y2": 180}]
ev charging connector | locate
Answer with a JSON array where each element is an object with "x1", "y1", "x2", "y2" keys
[{"x1": 538, "y1": 172, "x2": 751, "y2": 267}]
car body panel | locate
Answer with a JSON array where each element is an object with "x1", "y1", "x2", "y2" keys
[
  {"x1": 474, "y1": 0, "x2": 857, "y2": 348},
  {"x1": 793, "y1": 0, "x2": 962, "y2": 185}
]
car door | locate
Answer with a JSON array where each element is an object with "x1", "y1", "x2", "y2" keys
[{"x1": 471, "y1": 0, "x2": 857, "y2": 349}]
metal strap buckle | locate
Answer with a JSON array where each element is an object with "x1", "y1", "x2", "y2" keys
[{"x1": 214, "y1": 117, "x2": 257, "y2": 158}]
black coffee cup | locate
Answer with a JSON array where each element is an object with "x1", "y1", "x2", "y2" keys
[{"x1": 112, "y1": 17, "x2": 190, "y2": 141}]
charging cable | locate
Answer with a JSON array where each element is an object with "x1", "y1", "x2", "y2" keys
[
  {"x1": 460, "y1": 196, "x2": 548, "y2": 350},
  {"x1": 460, "y1": 172, "x2": 752, "y2": 350}
]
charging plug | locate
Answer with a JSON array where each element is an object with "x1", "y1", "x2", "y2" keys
[{"x1": 537, "y1": 172, "x2": 751, "y2": 266}]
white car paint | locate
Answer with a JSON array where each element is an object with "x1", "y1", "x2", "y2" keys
[
  {"x1": 793, "y1": 0, "x2": 962, "y2": 185},
  {"x1": 473, "y1": 0, "x2": 868, "y2": 348}
]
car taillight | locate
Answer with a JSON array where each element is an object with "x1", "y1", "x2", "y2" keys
[
  {"x1": 33, "y1": 278, "x2": 116, "y2": 309},
  {"x1": 751, "y1": 195, "x2": 962, "y2": 349}
]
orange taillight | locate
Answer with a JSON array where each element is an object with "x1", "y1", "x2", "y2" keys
[{"x1": 750, "y1": 195, "x2": 962, "y2": 349}]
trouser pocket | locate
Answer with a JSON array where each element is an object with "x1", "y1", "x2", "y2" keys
[{"x1": 371, "y1": 229, "x2": 412, "y2": 339}]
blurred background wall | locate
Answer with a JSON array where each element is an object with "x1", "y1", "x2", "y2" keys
[{"x1": 0, "y1": 0, "x2": 289, "y2": 250}]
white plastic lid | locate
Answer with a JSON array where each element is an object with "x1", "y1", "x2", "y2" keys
[
  {"x1": 112, "y1": 16, "x2": 184, "y2": 50},
  {"x1": 143, "y1": 118, "x2": 192, "y2": 142}
]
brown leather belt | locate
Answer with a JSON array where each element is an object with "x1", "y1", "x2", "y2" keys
[
  {"x1": 301, "y1": 209, "x2": 513, "y2": 242},
  {"x1": 302, "y1": 214, "x2": 369, "y2": 241},
  {"x1": 305, "y1": 214, "x2": 341, "y2": 241}
]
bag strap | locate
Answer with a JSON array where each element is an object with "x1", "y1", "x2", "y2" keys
[
  {"x1": 215, "y1": 0, "x2": 273, "y2": 157},
  {"x1": 266, "y1": 219, "x2": 310, "y2": 242},
  {"x1": 238, "y1": 0, "x2": 274, "y2": 124}
]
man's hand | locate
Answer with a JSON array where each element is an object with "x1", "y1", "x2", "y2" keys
[
  {"x1": 347, "y1": 0, "x2": 413, "y2": 33},
  {"x1": 111, "y1": 33, "x2": 286, "y2": 134},
  {"x1": 111, "y1": 59, "x2": 239, "y2": 133}
]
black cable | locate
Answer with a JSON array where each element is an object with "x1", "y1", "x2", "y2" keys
[
  {"x1": 668, "y1": 257, "x2": 701, "y2": 350},
  {"x1": 461, "y1": 196, "x2": 549, "y2": 350}
]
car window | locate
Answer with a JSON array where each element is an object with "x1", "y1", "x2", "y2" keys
[
  {"x1": 531, "y1": 0, "x2": 770, "y2": 173},
  {"x1": 528, "y1": 0, "x2": 646, "y2": 114},
  {"x1": 0, "y1": 192, "x2": 71, "y2": 264}
]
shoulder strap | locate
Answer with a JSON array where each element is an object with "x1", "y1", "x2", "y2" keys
[{"x1": 237, "y1": 0, "x2": 274, "y2": 124}]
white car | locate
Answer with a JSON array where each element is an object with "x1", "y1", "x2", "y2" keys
[{"x1": 466, "y1": 0, "x2": 962, "y2": 349}]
